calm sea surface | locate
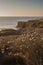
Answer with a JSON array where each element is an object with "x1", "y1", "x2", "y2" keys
[{"x1": 0, "y1": 17, "x2": 43, "y2": 30}]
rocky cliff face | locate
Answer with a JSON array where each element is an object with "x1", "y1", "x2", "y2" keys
[
  {"x1": 0, "y1": 19, "x2": 43, "y2": 36},
  {"x1": 17, "y1": 19, "x2": 43, "y2": 29}
]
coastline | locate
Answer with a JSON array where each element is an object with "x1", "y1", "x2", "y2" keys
[
  {"x1": 0, "y1": 19, "x2": 43, "y2": 36},
  {"x1": 0, "y1": 19, "x2": 43, "y2": 65},
  {"x1": 0, "y1": 17, "x2": 43, "y2": 30}
]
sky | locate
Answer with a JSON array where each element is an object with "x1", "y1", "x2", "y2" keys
[{"x1": 0, "y1": 0, "x2": 43, "y2": 16}]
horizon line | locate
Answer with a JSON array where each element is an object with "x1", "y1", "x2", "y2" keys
[{"x1": 0, "y1": 16, "x2": 43, "y2": 17}]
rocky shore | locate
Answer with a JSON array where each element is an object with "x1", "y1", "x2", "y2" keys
[{"x1": 0, "y1": 19, "x2": 43, "y2": 65}]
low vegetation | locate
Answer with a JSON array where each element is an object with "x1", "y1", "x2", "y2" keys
[{"x1": 0, "y1": 19, "x2": 43, "y2": 65}]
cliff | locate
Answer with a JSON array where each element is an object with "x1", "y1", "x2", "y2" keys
[
  {"x1": 17, "y1": 19, "x2": 43, "y2": 29},
  {"x1": 0, "y1": 19, "x2": 43, "y2": 36}
]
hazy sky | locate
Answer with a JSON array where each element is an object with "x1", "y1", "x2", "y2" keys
[{"x1": 0, "y1": 0, "x2": 43, "y2": 16}]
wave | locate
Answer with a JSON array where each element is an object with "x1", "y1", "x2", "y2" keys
[{"x1": 0, "y1": 25, "x2": 19, "y2": 31}]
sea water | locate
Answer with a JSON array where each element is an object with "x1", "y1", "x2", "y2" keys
[{"x1": 0, "y1": 17, "x2": 43, "y2": 30}]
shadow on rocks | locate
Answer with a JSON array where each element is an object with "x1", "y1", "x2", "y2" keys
[{"x1": 1, "y1": 54, "x2": 28, "y2": 65}]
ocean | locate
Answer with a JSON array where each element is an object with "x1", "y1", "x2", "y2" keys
[{"x1": 0, "y1": 17, "x2": 43, "y2": 30}]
